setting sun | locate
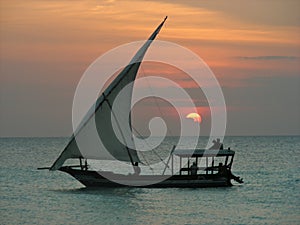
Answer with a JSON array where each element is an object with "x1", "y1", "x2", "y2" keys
[{"x1": 186, "y1": 112, "x2": 202, "y2": 123}]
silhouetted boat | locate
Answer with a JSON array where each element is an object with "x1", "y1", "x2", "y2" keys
[{"x1": 40, "y1": 17, "x2": 243, "y2": 188}]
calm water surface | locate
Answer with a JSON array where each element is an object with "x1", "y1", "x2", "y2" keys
[{"x1": 1, "y1": 136, "x2": 299, "y2": 224}]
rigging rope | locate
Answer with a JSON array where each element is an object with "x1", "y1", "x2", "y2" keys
[
  {"x1": 132, "y1": 126, "x2": 170, "y2": 172},
  {"x1": 142, "y1": 66, "x2": 175, "y2": 137},
  {"x1": 130, "y1": 65, "x2": 174, "y2": 172}
]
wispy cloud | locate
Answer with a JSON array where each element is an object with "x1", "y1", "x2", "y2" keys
[{"x1": 234, "y1": 56, "x2": 300, "y2": 61}]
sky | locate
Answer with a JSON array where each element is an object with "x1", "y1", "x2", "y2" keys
[{"x1": 1, "y1": 0, "x2": 300, "y2": 137}]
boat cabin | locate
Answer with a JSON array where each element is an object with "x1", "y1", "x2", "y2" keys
[{"x1": 170, "y1": 149, "x2": 235, "y2": 176}]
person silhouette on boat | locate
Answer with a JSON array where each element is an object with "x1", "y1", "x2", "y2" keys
[
  {"x1": 217, "y1": 163, "x2": 227, "y2": 175},
  {"x1": 209, "y1": 138, "x2": 223, "y2": 150},
  {"x1": 133, "y1": 162, "x2": 141, "y2": 175},
  {"x1": 190, "y1": 162, "x2": 198, "y2": 175},
  {"x1": 218, "y1": 163, "x2": 243, "y2": 183}
]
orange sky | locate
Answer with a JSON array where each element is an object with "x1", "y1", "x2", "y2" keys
[{"x1": 1, "y1": 0, "x2": 300, "y2": 136}]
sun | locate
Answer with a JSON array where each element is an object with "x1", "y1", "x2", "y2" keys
[{"x1": 186, "y1": 113, "x2": 202, "y2": 123}]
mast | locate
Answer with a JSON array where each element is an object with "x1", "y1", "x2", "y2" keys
[{"x1": 50, "y1": 17, "x2": 168, "y2": 171}]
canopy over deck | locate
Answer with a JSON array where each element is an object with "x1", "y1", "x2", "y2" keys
[{"x1": 173, "y1": 149, "x2": 235, "y2": 158}]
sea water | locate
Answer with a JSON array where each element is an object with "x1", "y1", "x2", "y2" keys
[{"x1": 0, "y1": 136, "x2": 299, "y2": 225}]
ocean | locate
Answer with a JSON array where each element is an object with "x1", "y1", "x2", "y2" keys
[{"x1": 1, "y1": 136, "x2": 299, "y2": 225}]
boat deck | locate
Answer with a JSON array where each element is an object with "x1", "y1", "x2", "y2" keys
[{"x1": 59, "y1": 166, "x2": 232, "y2": 188}]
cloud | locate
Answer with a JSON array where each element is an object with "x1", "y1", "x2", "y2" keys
[
  {"x1": 234, "y1": 56, "x2": 300, "y2": 61},
  {"x1": 149, "y1": 0, "x2": 300, "y2": 27}
]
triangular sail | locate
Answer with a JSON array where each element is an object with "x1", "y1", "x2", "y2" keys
[{"x1": 50, "y1": 17, "x2": 167, "y2": 171}]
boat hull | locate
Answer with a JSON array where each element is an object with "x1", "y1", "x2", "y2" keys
[{"x1": 59, "y1": 167, "x2": 232, "y2": 188}]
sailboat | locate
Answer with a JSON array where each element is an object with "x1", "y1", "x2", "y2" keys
[{"x1": 40, "y1": 17, "x2": 243, "y2": 188}]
